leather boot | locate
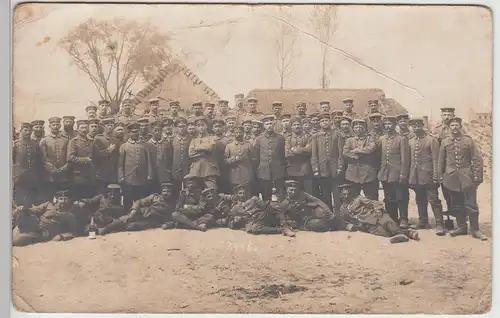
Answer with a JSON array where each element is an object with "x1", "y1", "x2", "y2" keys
[
  {"x1": 399, "y1": 201, "x2": 409, "y2": 229},
  {"x1": 416, "y1": 203, "x2": 429, "y2": 229},
  {"x1": 385, "y1": 202, "x2": 399, "y2": 224},
  {"x1": 401, "y1": 229, "x2": 420, "y2": 241},
  {"x1": 171, "y1": 212, "x2": 198, "y2": 230},
  {"x1": 449, "y1": 210, "x2": 468, "y2": 237},
  {"x1": 252, "y1": 226, "x2": 282, "y2": 235},
  {"x1": 469, "y1": 213, "x2": 487, "y2": 241},
  {"x1": 431, "y1": 205, "x2": 446, "y2": 236}
]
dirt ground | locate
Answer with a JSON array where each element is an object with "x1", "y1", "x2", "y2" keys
[{"x1": 12, "y1": 184, "x2": 492, "y2": 314}]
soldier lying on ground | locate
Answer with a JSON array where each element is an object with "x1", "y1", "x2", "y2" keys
[
  {"x1": 98, "y1": 183, "x2": 176, "y2": 235},
  {"x1": 73, "y1": 184, "x2": 125, "y2": 233},
  {"x1": 275, "y1": 180, "x2": 337, "y2": 234},
  {"x1": 12, "y1": 190, "x2": 79, "y2": 246},
  {"x1": 240, "y1": 196, "x2": 294, "y2": 236},
  {"x1": 198, "y1": 187, "x2": 238, "y2": 227},
  {"x1": 337, "y1": 184, "x2": 420, "y2": 243}
]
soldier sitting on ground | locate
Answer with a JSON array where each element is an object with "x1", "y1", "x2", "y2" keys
[
  {"x1": 226, "y1": 184, "x2": 253, "y2": 230},
  {"x1": 196, "y1": 187, "x2": 237, "y2": 227},
  {"x1": 337, "y1": 184, "x2": 420, "y2": 243},
  {"x1": 12, "y1": 190, "x2": 79, "y2": 246},
  {"x1": 275, "y1": 180, "x2": 336, "y2": 234},
  {"x1": 98, "y1": 183, "x2": 176, "y2": 235}
]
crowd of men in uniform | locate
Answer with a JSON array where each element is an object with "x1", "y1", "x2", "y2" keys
[{"x1": 12, "y1": 93, "x2": 487, "y2": 246}]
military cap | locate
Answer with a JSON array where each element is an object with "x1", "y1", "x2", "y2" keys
[
  {"x1": 447, "y1": 117, "x2": 462, "y2": 125},
  {"x1": 137, "y1": 117, "x2": 149, "y2": 124},
  {"x1": 272, "y1": 101, "x2": 283, "y2": 107},
  {"x1": 368, "y1": 113, "x2": 383, "y2": 120},
  {"x1": 202, "y1": 187, "x2": 217, "y2": 195},
  {"x1": 162, "y1": 118, "x2": 174, "y2": 126},
  {"x1": 339, "y1": 116, "x2": 353, "y2": 123},
  {"x1": 247, "y1": 97, "x2": 258, "y2": 103},
  {"x1": 352, "y1": 118, "x2": 367, "y2": 125},
  {"x1": 338, "y1": 183, "x2": 355, "y2": 190},
  {"x1": 194, "y1": 116, "x2": 209, "y2": 124},
  {"x1": 309, "y1": 112, "x2": 320, "y2": 119},
  {"x1": 284, "y1": 180, "x2": 299, "y2": 187},
  {"x1": 174, "y1": 117, "x2": 188, "y2": 126},
  {"x1": 218, "y1": 100, "x2": 229, "y2": 105},
  {"x1": 122, "y1": 98, "x2": 133, "y2": 104},
  {"x1": 319, "y1": 100, "x2": 330, "y2": 106},
  {"x1": 368, "y1": 99, "x2": 380, "y2": 105},
  {"x1": 251, "y1": 118, "x2": 263, "y2": 125},
  {"x1": 31, "y1": 120, "x2": 45, "y2": 126},
  {"x1": 301, "y1": 117, "x2": 311, "y2": 124},
  {"x1": 88, "y1": 119, "x2": 100, "y2": 125},
  {"x1": 114, "y1": 121, "x2": 125, "y2": 128},
  {"x1": 212, "y1": 118, "x2": 226, "y2": 126},
  {"x1": 241, "y1": 117, "x2": 252, "y2": 124},
  {"x1": 289, "y1": 116, "x2": 302, "y2": 126},
  {"x1": 170, "y1": 100, "x2": 180, "y2": 107},
  {"x1": 98, "y1": 99, "x2": 110, "y2": 105},
  {"x1": 235, "y1": 93, "x2": 244, "y2": 99},
  {"x1": 343, "y1": 97, "x2": 354, "y2": 103},
  {"x1": 49, "y1": 117, "x2": 62, "y2": 124},
  {"x1": 396, "y1": 114, "x2": 410, "y2": 121},
  {"x1": 160, "y1": 182, "x2": 174, "y2": 189},
  {"x1": 224, "y1": 114, "x2": 237, "y2": 122},
  {"x1": 382, "y1": 116, "x2": 397, "y2": 123},
  {"x1": 408, "y1": 117, "x2": 424, "y2": 125},
  {"x1": 21, "y1": 122, "x2": 33, "y2": 129},
  {"x1": 440, "y1": 107, "x2": 455, "y2": 113},
  {"x1": 261, "y1": 114, "x2": 276, "y2": 123},
  {"x1": 76, "y1": 119, "x2": 89, "y2": 127},
  {"x1": 86, "y1": 105, "x2": 98, "y2": 112},
  {"x1": 331, "y1": 110, "x2": 344, "y2": 117},
  {"x1": 127, "y1": 122, "x2": 140, "y2": 130},
  {"x1": 149, "y1": 97, "x2": 160, "y2": 103},
  {"x1": 55, "y1": 190, "x2": 71, "y2": 198},
  {"x1": 233, "y1": 183, "x2": 249, "y2": 192},
  {"x1": 187, "y1": 116, "x2": 197, "y2": 125},
  {"x1": 100, "y1": 117, "x2": 115, "y2": 126},
  {"x1": 62, "y1": 116, "x2": 75, "y2": 121},
  {"x1": 183, "y1": 173, "x2": 199, "y2": 181},
  {"x1": 296, "y1": 101, "x2": 307, "y2": 107},
  {"x1": 204, "y1": 102, "x2": 215, "y2": 108},
  {"x1": 280, "y1": 113, "x2": 292, "y2": 119},
  {"x1": 318, "y1": 113, "x2": 331, "y2": 120},
  {"x1": 151, "y1": 120, "x2": 164, "y2": 129},
  {"x1": 192, "y1": 101, "x2": 203, "y2": 107}
]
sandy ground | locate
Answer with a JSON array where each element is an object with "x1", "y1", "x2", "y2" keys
[{"x1": 12, "y1": 184, "x2": 492, "y2": 314}]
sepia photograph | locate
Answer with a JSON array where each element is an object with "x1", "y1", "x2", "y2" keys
[{"x1": 11, "y1": 3, "x2": 493, "y2": 314}]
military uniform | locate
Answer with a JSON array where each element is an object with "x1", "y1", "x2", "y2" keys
[
  {"x1": 232, "y1": 196, "x2": 283, "y2": 234},
  {"x1": 40, "y1": 124, "x2": 70, "y2": 198},
  {"x1": 67, "y1": 132, "x2": 95, "y2": 200},
  {"x1": 93, "y1": 130, "x2": 121, "y2": 191},
  {"x1": 225, "y1": 137, "x2": 254, "y2": 189},
  {"x1": 146, "y1": 137, "x2": 173, "y2": 193},
  {"x1": 438, "y1": 119, "x2": 485, "y2": 239},
  {"x1": 171, "y1": 132, "x2": 192, "y2": 198},
  {"x1": 79, "y1": 191, "x2": 125, "y2": 229},
  {"x1": 189, "y1": 132, "x2": 220, "y2": 190},
  {"x1": 171, "y1": 186, "x2": 215, "y2": 231},
  {"x1": 285, "y1": 131, "x2": 313, "y2": 195}
]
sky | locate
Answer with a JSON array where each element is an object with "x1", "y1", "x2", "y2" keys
[{"x1": 13, "y1": 3, "x2": 493, "y2": 124}]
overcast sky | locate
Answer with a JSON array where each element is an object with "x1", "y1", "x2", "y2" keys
[{"x1": 13, "y1": 3, "x2": 492, "y2": 124}]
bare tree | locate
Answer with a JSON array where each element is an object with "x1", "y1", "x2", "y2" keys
[
  {"x1": 310, "y1": 5, "x2": 338, "y2": 89},
  {"x1": 273, "y1": 7, "x2": 301, "y2": 89},
  {"x1": 59, "y1": 18, "x2": 173, "y2": 114}
]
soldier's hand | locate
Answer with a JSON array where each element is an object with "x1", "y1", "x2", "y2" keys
[
  {"x1": 314, "y1": 172, "x2": 319, "y2": 177},
  {"x1": 108, "y1": 144, "x2": 117, "y2": 152}
]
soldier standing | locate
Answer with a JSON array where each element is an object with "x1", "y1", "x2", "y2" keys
[
  {"x1": 271, "y1": 101, "x2": 284, "y2": 134},
  {"x1": 190, "y1": 101, "x2": 204, "y2": 117},
  {"x1": 146, "y1": 120, "x2": 173, "y2": 195},
  {"x1": 118, "y1": 122, "x2": 153, "y2": 210},
  {"x1": 253, "y1": 115, "x2": 287, "y2": 200},
  {"x1": 187, "y1": 117, "x2": 198, "y2": 138},
  {"x1": 13, "y1": 122, "x2": 43, "y2": 206},
  {"x1": 86, "y1": 105, "x2": 97, "y2": 120},
  {"x1": 241, "y1": 117, "x2": 253, "y2": 141},
  {"x1": 30, "y1": 120, "x2": 45, "y2": 143},
  {"x1": 285, "y1": 117, "x2": 313, "y2": 195},
  {"x1": 280, "y1": 113, "x2": 292, "y2": 137},
  {"x1": 234, "y1": 93, "x2": 247, "y2": 118},
  {"x1": 342, "y1": 119, "x2": 379, "y2": 200},
  {"x1": 438, "y1": 117, "x2": 486, "y2": 240},
  {"x1": 167, "y1": 100, "x2": 185, "y2": 121},
  {"x1": 171, "y1": 117, "x2": 192, "y2": 199},
  {"x1": 87, "y1": 119, "x2": 100, "y2": 141},
  {"x1": 342, "y1": 98, "x2": 359, "y2": 119},
  {"x1": 378, "y1": 116, "x2": 410, "y2": 227},
  {"x1": 368, "y1": 113, "x2": 384, "y2": 139},
  {"x1": 397, "y1": 113, "x2": 414, "y2": 138},
  {"x1": 408, "y1": 118, "x2": 445, "y2": 234},
  {"x1": 319, "y1": 101, "x2": 331, "y2": 115},
  {"x1": 67, "y1": 120, "x2": 95, "y2": 200},
  {"x1": 147, "y1": 97, "x2": 162, "y2": 123},
  {"x1": 97, "y1": 99, "x2": 110, "y2": 119},
  {"x1": 40, "y1": 117, "x2": 70, "y2": 200},
  {"x1": 216, "y1": 99, "x2": 233, "y2": 117},
  {"x1": 115, "y1": 99, "x2": 139, "y2": 125},
  {"x1": 365, "y1": 100, "x2": 385, "y2": 117},
  {"x1": 188, "y1": 116, "x2": 220, "y2": 190},
  {"x1": 250, "y1": 118, "x2": 263, "y2": 143},
  {"x1": 93, "y1": 118, "x2": 119, "y2": 193},
  {"x1": 225, "y1": 126, "x2": 254, "y2": 190},
  {"x1": 296, "y1": 101, "x2": 308, "y2": 119},
  {"x1": 162, "y1": 118, "x2": 174, "y2": 140},
  {"x1": 61, "y1": 116, "x2": 77, "y2": 140},
  {"x1": 137, "y1": 117, "x2": 150, "y2": 143},
  {"x1": 311, "y1": 113, "x2": 343, "y2": 211},
  {"x1": 212, "y1": 118, "x2": 232, "y2": 193},
  {"x1": 309, "y1": 113, "x2": 321, "y2": 137},
  {"x1": 224, "y1": 114, "x2": 238, "y2": 140},
  {"x1": 302, "y1": 117, "x2": 313, "y2": 136},
  {"x1": 331, "y1": 110, "x2": 344, "y2": 131},
  {"x1": 246, "y1": 97, "x2": 263, "y2": 118}
]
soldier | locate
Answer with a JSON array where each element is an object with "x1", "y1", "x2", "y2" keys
[
  {"x1": 366, "y1": 99, "x2": 385, "y2": 116},
  {"x1": 253, "y1": 115, "x2": 287, "y2": 200},
  {"x1": 431, "y1": 107, "x2": 458, "y2": 143},
  {"x1": 30, "y1": 120, "x2": 45, "y2": 143},
  {"x1": 271, "y1": 101, "x2": 283, "y2": 134},
  {"x1": 40, "y1": 117, "x2": 70, "y2": 200},
  {"x1": 331, "y1": 110, "x2": 344, "y2": 131},
  {"x1": 397, "y1": 113, "x2": 414, "y2": 138},
  {"x1": 234, "y1": 93, "x2": 247, "y2": 118},
  {"x1": 61, "y1": 116, "x2": 77, "y2": 140},
  {"x1": 280, "y1": 113, "x2": 292, "y2": 137},
  {"x1": 67, "y1": 119, "x2": 95, "y2": 200},
  {"x1": 86, "y1": 105, "x2": 98, "y2": 120},
  {"x1": 311, "y1": 113, "x2": 343, "y2": 211},
  {"x1": 241, "y1": 195, "x2": 291, "y2": 235},
  {"x1": 277, "y1": 180, "x2": 335, "y2": 233},
  {"x1": 285, "y1": 117, "x2": 313, "y2": 195},
  {"x1": 302, "y1": 117, "x2": 313, "y2": 136},
  {"x1": 368, "y1": 113, "x2": 384, "y2": 139},
  {"x1": 216, "y1": 99, "x2": 233, "y2": 117},
  {"x1": 13, "y1": 122, "x2": 43, "y2": 206},
  {"x1": 137, "y1": 117, "x2": 150, "y2": 143},
  {"x1": 438, "y1": 117, "x2": 486, "y2": 240},
  {"x1": 224, "y1": 114, "x2": 238, "y2": 140},
  {"x1": 171, "y1": 117, "x2": 192, "y2": 198},
  {"x1": 251, "y1": 118, "x2": 263, "y2": 143},
  {"x1": 225, "y1": 125, "x2": 255, "y2": 190},
  {"x1": 115, "y1": 98, "x2": 138, "y2": 124},
  {"x1": 113, "y1": 121, "x2": 126, "y2": 143},
  {"x1": 342, "y1": 98, "x2": 359, "y2": 119},
  {"x1": 118, "y1": 122, "x2": 153, "y2": 210},
  {"x1": 296, "y1": 101, "x2": 308, "y2": 119},
  {"x1": 241, "y1": 117, "x2": 253, "y2": 141},
  {"x1": 171, "y1": 174, "x2": 214, "y2": 231},
  {"x1": 226, "y1": 183, "x2": 253, "y2": 230},
  {"x1": 187, "y1": 117, "x2": 198, "y2": 138},
  {"x1": 167, "y1": 100, "x2": 185, "y2": 121},
  {"x1": 337, "y1": 116, "x2": 354, "y2": 181},
  {"x1": 212, "y1": 118, "x2": 232, "y2": 193},
  {"x1": 378, "y1": 116, "x2": 410, "y2": 227},
  {"x1": 147, "y1": 97, "x2": 162, "y2": 123},
  {"x1": 189, "y1": 116, "x2": 220, "y2": 190},
  {"x1": 87, "y1": 119, "x2": 100, "y2": 141},
  {"x1": 146, "y1": 120, "x2": 173, "y2": 194},
  {"x1": 97, "y1": 99, "x2": 110, "y2": 119},
  {"x1": 162, "y1": 118, "x2": 174, "y2": 140},
  {"x1": 309, "y1": 113, "x2": 321, "y2": 137},
  {"x1": 196, "y1": 187, "x2": 238, "y2": 227},
  {"x1": 93, "y1": 118, "x2": 120, "y2": 193},
  {"x1": 12, "y1": 190, "x2": 79, "y2": 246},
  {"x1": 246, "y1": 97, "x2": 263, "y2": 118},
  {"x1": 343, "y1": 119, "x2": 379, "y2": 200},
  {"x1": 319, "y1": 101, "x2": 331, "y2": 114},
  {"x1": 337, "y1": 184, "x2": 420, "y2": 243},
  {"x1": 190, "y1": 101, "x2": 204, "y2": 117},
  {"x1": 204, "y1": 102, "x2": 216, "y2": 120},
  {"x1": 99, "y1": 182, "x2": 176, "y2": 234},
  {"x1": 408, "y1": 118, "x2": 445, "y2": 234}
]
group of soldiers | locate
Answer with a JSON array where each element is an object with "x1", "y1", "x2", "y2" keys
[{"x1": 12, "y1": 93, "x2": 487, "y2": 246}]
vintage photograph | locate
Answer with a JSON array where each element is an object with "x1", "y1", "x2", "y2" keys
[{"x1": 12, "y1": 3, "x2": 492, "y2": 314}]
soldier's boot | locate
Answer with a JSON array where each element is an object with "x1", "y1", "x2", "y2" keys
[
  {"x1": 252, "y1": 226, "x2": 282, "y2": 235},
  {"x1": 431, "y1": 205, "x2": 446, "y2": 236},
  {"x1": 389, "y1": 234, "x2": 410, "y2": 244},
  {"x1": 282, "y1": 226, "x2": 296, "y2": 237},
  {"x1": 386, "y1": 202, "x2": 399, "y2": 224},
  {"x1": 416, "y1": 203, "x2": 430, "y2": 229},
  {"x1": 171, "y1": 212, "x2": 198, "y2": 230},
  {"x1": 161, "y1": 221, "x2": 176, "y2": 230},
  {"x1": 469, "y1": 213, "x2": 487, "y2": 241},
  {"x1": 401, "y1": 229, "x2": 420, "y2": 241},
  {"x1": 449, "y1": 211, "x2": 468, "y2": 237},
  {"x1": 399, "y1": 202, "x2": 409, "y2": 229},
  {"x1": 126, "y1": 221, "x2": 157, "y2": 232},
  {"x1": 99, "y1": 218, "x2": 126, "y2": 235}
]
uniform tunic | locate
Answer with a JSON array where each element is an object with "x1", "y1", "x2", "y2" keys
[
  {"x1": 311, "y1": 130, "x2": 343, "y2": 178},
  {"x1": 67, "y1": 135, "x2": 93, "y2": 184},
  {"x1": 25, "y1": 202, "x2": 78, "y2": 237},
  {"x1": 408, "y1": 134, "x2": 439, "y2": 185},
  {"x1": 13, "y1": 138, "x2": 42, "y2": 187},
  {"x1": 342, "y1": 136, "x2": 379, "y2": 183},
  {"x1": 171, "y1": 134, "x2": 192, "y2": 182},
  {"x1": 285, "y1": 133, "x2": 313, "y2": 177},
  {"x1": 40, "y1": 133, "x2": 70, "y2": 182},
  {"x1": 225, "y1": 139, "x2": 254, "y2": 185},
  {"x1": 378, "y1": 134, "x2": 410, "y2": 183},
  {"x1": 61, "y1": 130, "x2": 77, "y2": 140},
  {"x1": 438, "y1": 135, "x2": 483, "y2": 192},
  {"x1": 118, "y1": 139, "x2": 153, "y2": 186},
  {"x1": 279, "y1": 191, "x2": 334, "y2": 227},
  {"x1": 253, "y1": 132, "x2": 287, "y2": 181},
  {"x1": 131, "y1": 193, "x2": 176, "y2": 222},
  {"x1": 93, "y1": 134, "x2": 120, "y2": 184},
  {"x1": 188, "y1": 135, "x2": 220, "y2": 178},
  {"x1": 146, "y1": 138, "x2": 173, "y2": 183}
]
